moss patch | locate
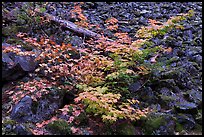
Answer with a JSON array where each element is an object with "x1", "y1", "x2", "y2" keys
[
  {"x1": 46, "y1": 119, "x2": 72, "y2": 135},
  {"x1": 143, "y1": 115, "x2": 166, "y2": 135},
  {"x1": 116, "y1": 122, "x2": 136, "y2": 135},
  {"x1": 3, "y1": 119, "x2": 16, "y2": 125},
  {"x1": 175, "y1": 122, "x2": 184, "y2": 132}
]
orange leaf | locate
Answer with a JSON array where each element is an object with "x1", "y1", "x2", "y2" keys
[
  {"x1": 49, "y1": 40, "x2": 56, "y2": 45},
  {"x1": 164, "y1": 47, "x2": 172, "y2": 53}
]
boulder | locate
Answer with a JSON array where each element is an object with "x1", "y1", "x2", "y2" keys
[
  {"x1": 129, "y1": 81, "x2": 142, "y2": 93},
  {"x1": 2, "y1": 51, "x2": 38, "y2": 82},
  {"x1": 14, "y1": 124, "x2": 33, "y2": 135},
  {"x1": 10, "y1": 95, "x2": 33, "y2": 123},
  {"x1": 176, "y1": 114, "x2": 196, "y2": 130},
  {"x1": 10, "y1": 86, "x2": 66, "y2": 123},
  {"x1": 143, "y1": 113, "x2": 176, "y2": 135},
  {"x1": 32, "y1": 88, "x2": 65, "y2": 123},
  {"x1": 174, "y1": 101, "x2": 198, "y2": 114}
]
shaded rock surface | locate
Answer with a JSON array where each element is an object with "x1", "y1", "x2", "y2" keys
[
  {"x1": 2, "y1": 46, "x2": 38, "y2": 82},
  {"x1": 10, "y1": 95, "x2": 33, "y2": 123},
  {"x1": 10, "y1": 89, "x2": 65, "y2": 124}
]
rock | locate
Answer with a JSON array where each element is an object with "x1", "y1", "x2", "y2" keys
[
  {"x1": 186, "y1": 89, "x2": 202, "y2": 106},
  {"x1": 176, "y1": 114, "x2": 196, "y2": 130},
  {"x1": 184, "y1": 30, "x2": 193, "y2": 40},
  {"x1": 143, "y1": 113, "x2": 175, "y2": 135},
  {"x1": 174, "y1": 101, "x2": 198, "y2": 114},
  {"x1": 154, "y1": 118, "x2": 175, "y2": 135},
  {"x1": 149, "y1": 104, "x2": 161, "y2": 112},
  {"x1": 2, "y1": 118, "x2": 17, "y2": 135},
  {"x1": 14, "y1": 124, "x2": 33, "y2": 135},
  {"x1": 138, "y1": 16, "x2": 148, "y2": 25},
  {"x1": 2, "y1": 51, "x2": 38, "y2": 82},
  {"x1": 5, "y1": 124, "x2": 12, "y2": 132},
  {"x1": 14, "y1": 55, "x2": 37, "y2": 71},
  {"x1": 140, "y1": 10, "x2": 151, "y2": 14},
  {"x1": 140, "y1": 86, "x2": 157, "y2": 104},
  {"x1": 2, "y1": 53, "x2": 25, "y2": 81},
  {"x1": 10, "y1": 95, "x2": 33, "y2": 123},
  {"x1": 158, "y1": 87, "x2": 180, "y2": 108},
  {"x1": 33, "y1": 88, "x2": 64, "y2": 122},
  {"x1": 129, "y1": 81, "x2": 142, "y2": 92},
  {"x1": 70, "y1": 36, "x2": 83, "y2": 47}
]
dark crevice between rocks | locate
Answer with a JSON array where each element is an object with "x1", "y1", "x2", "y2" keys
[{"x1": 59, "y1": 90, "x2": 78, "y2": 109}]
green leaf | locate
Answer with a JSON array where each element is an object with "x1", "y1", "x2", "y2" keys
[
  {"x1": 40, "y1": 7, "x2": 46, "y2": 13},
  {"x1": 35, "y1": 16, "x2": 41, "y2": 23}
]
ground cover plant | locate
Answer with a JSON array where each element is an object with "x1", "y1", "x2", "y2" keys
[{"x1": 2, "y1": 2, "x2": 202, "y2": 135}]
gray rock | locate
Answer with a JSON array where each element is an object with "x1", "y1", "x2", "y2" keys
[
  {"x1": 14, "y1": 124, "x2": 33, "y2": 135},
  {"x1": 11, "y1": 96, "x2": 33, "y2": 123},
  {"x1": 14, "y1": 55, "x2": 37, "y2": 72},
  {"x1": 5, "y1": 124, "x2": 12, "y2": 132},
  {"x1": 2, "y1": 51, "x2": 38, "y2": 82},
  {"x1": 129, "y1": 81, "x2": 142, "y2": 92},
  {"x1": 176, "y1": 114, "x2": 196, "y2": 130},
  {"x1": 70, "y1": 36, "x2": 83, "y2": 47},
  {"x1": 175, "y1": 101, "x2": 198, "y2": 114}
]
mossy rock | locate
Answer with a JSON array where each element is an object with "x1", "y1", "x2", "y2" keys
[
  {"x1": 175, "y1": 122, "x2": 184, "y2": 132},
  {"x1": 3, "y1": 25, "x2": 29, "y2": 37},
  {"x1": 116, "y1": 122, "x2": 137, "y2": 135},
  {"x1": 46, "y1": 119, "x2": 72, "y2": 135},
  {"x1": 3, "y1": 119, "x2": 16, "y2": 125},
  {"x1": 143, "y1": 114, "x2": 167, "y2": 135},
  {"x1": 2, "y1": 119, "x2": 17, "y2": 135}
]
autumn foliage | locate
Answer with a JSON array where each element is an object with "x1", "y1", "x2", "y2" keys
[{"x1": 2, "y1": 2, "x2": 194, "y2": 133}]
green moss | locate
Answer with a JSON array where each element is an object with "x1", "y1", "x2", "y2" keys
[
  {"x1": 3, "y1": 25, "x2": 29, "y2": 37},
  {"x1": 74, "y1": 112, "x2": 88, "y2": 126},
  {"x1": 3, "y1": 119, "x2": 16, "y2": 125},
  {"x1": 175, "y1": 122, "x2": 184, "y2": 132},
  {"x1": 143, "y1": 116, "x2": 166, "y2": 135},
  {"x1": 46, "y1": 119, "x2": 72, "y2": 135},
  {"x1": 116, "y1": 122, "x2": 136, "y2": 135},
  {"x1": 143, "y1": 41, "x2": 154, "y2": 47},
  {"x1": 166, "y1": 56, "x2": 180, "y2": 65}
]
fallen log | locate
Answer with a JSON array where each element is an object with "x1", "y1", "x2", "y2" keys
[{"x1": 36, "y1": 10, "x2": 102, "y2": 39}]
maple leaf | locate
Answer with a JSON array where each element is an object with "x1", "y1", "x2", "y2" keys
[
  {"x1": 68, "y1": 116, "x2": 75, "y2": 123},
  {"x1": 72, "y1": 110, "x2": 81, "y2": 117}
]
